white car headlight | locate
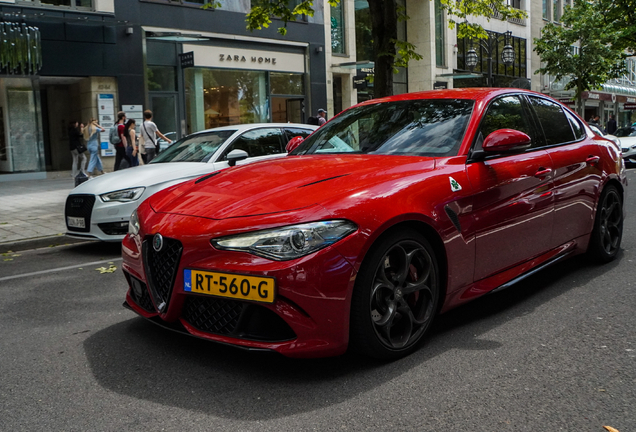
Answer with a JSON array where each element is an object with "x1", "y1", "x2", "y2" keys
[
  {"x1": 100, "y1": 187, "x2": 145, "y2": 202},
  {"x1": 211, "y1": 220, "x2": 357, "y2": 261},
  {"x1": 129, "y1": 209, "x2": 140, "y2": 236}
]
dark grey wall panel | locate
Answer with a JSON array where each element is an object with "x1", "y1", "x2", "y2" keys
[
  {"x1": 147, "y1": 41, "x2": 178, "y2": 66},
  {"x1": 65, "y1": 23, "x2": 103, "y2": 43}
]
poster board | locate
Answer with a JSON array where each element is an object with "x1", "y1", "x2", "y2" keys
[{"x1": 98, "y1": 94, "x2": 115, "y2": 157}]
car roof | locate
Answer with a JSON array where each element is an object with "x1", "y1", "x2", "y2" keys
[
  {"x1": 355, "y1": 88, "x2": 553, "y2": 108},
  {"x1": 188, "y1": 123, "x2": 317, "y2": 137}
]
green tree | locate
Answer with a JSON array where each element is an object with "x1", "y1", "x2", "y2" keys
[
  {"x1": 206, "y1": 0, "x2": 525, "y2": 98},
  {"x1": 534, "y1": 0, "x2": 625, "y2": 115},
  {"x1": 595, "y1": 0, "x2": 636, "y2": 53}
]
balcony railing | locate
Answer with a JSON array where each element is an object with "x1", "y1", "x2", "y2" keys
[{"x1": 490, "y1": 3, "x2": 526, "y2": 26}]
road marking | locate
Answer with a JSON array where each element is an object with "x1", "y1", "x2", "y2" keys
[{"x1": 0, "y1": 258, "x2": 123, "y2": 282}]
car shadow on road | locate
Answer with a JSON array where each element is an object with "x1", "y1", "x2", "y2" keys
[{"x1": 82, "y1": 253, "x2": 623, "y2": 421}]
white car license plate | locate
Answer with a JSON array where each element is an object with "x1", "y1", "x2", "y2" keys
[{"x1": 67, "y1": 216, "x2": 85, "y2": 228}]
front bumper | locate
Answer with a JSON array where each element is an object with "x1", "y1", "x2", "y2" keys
[
  {"x1": 621, "y1": 146, "x2": 636, "y2": 162},
  {"x1": 121, "y1": 213, "x2": 359, "y2": 358},
  {"x1": 65, "y1": 194, "x2": 142, "y2": 242}
]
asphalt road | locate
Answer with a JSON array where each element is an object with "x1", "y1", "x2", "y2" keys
[{"x1": 1, "y1": 170, "x2": 635, "y2": 431}]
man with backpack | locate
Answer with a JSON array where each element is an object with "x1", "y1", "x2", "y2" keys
[
  {"x1": 307, "y1": 109, "x2": 327, "y2": 127},
  {"x1": 110, "y1": 111, "x2": 129, "y2": 171},
  {"x1": 141, "y1": 110, "x2": 172, "y2": 163}
]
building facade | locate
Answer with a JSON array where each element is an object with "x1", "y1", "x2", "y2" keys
[
  {"x1": 323, "y1": 0, "x2": 531, "y2": 117},
  {"x1": 0, "y1": 0, "x2": 327, "y2": 181}
]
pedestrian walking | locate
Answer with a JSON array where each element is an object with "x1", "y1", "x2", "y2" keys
[
  {"x1": 69, "y1": 120, "x2": 87, "y2": 178},
  {"x1": 317, "y1": 108, "x2": 327, "y2": 126},
  {"x1": 141, "y1": 110, "x2": 172, "y2": 163},
  {"x1": 124, "y1": 119, "x2": 139, "y2": 167},
  {"x1": 83, "y1": 118, "x2": 105, "y2": 177},
  {"x1": 112, "y1": 111, "x2": 130, "y2": 171},
  {"x1": 607, "y1": 114, "x2": 617, "y2": 135}
]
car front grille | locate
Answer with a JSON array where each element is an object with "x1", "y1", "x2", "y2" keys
[
  {"x1": 182, "y1": 296, "x2": 244, "y2": 335},
  {"x1": 182, "y1": 296, "x2": 297, "y2": 342},
  {"x1": 142, "y1": 237, "x2": 182, "y2": 313},
  {"x1": 65, "y1": 194, "x2": 95, "y2": 232}
]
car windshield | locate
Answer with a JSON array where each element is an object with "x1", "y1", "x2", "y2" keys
[
  {"x1": 291, "y1": 99, "x2": 474, "y2": 157},
  {"x1": 150, "y1": 130, "x2": 237, "y2": 163},
  {"x1": 614, "y1": 127, "x2": 636, "y2": 138}
]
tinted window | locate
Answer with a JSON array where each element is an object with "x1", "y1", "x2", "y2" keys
[
  {"x1": 588, "y1": 124, "x2": 603, "y2": 136},
  {"x1": 221, "y1": 128, "x2": 285, "y2": 160},
  {"x1": 150, "y1": 130, "x2": 236, "y2": 163},
  {"x1": 284, "y1": 128, "x2": 314, "y2": 142},
  {"x1": 614, "y1": 127, "x2": 636, "y2": 138},
  {"x1": 479, "y1": 96, "x2": 534, "y2": 144},
  {"x1": 564, "y1": 110, "x2": 585, "y2": 140},
  {"x1": 292, "y1": 99, "x2": 474, "y2": 157},
  {"x1": 528, "y1": 97, "x2": 576, "y2": 146}
]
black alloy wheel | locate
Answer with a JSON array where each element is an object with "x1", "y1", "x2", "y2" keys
[
  {"x1": 350, "y1": 229, "x2": 439, "y2": 359},
  {"x1": 588, "y1": 185, "x2": 623, "y2": 263}
]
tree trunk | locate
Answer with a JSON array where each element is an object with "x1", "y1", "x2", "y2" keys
[
  {"x1": 577, "y1": 82, "x2": 584, "y2": 118},
  {"x1": 368, "y1": 0, "x2": 398, "y2": 98}
]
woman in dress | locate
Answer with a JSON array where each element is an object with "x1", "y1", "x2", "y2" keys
[
  {"x1": 83, "y1": 118, "x2": 106, "y2": 176},
  {"x1": 123, "y1": 119, "x2": 139, "y2": 167}
]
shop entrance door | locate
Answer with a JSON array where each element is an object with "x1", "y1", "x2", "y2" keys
[
  {"x1": 271, "y1": 97, "x2": 304, "y2": 124},
  {"x1": 149, "y1": 93, "x2": 178, "y2": 148}
]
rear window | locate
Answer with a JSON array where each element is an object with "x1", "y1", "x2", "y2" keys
[
  {"x1": 528, "y1": 97, "x2": 576, "y2": 145},
  {"x1": 291, "y1": 99, "x2": 474, "y2": 157},
  {"x1": 564, "y1": 110, "x2": 585, "y2": 140}
]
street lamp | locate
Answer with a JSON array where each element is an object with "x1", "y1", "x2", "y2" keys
[{"x1": 466, "y1": 31, "x2": 515, "y2": 87}]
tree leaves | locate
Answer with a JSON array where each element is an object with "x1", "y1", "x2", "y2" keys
[
  {"x1": 534, "y1": 0, "x2": 626, "y2": 107},
  {"x1": 440, "y1": 0, "x2": 527, "y2": 40}
]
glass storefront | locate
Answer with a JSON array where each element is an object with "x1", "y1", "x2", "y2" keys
[
  {"x1": 0, "y1": 78, "x2": 44, "y2": 174},
  {"x1": 184, "y1": 68, "x2": 305, "y2": 133}
]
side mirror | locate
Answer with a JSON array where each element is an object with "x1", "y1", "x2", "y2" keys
[
  {"x1": 226, "y1": 149, "x2": 249, "y2": 167},
  {"x1": 286, "y1": 136, "x2": 304, "y2": 153},
  {"x1": 483, "y1": 129, "x2": 531, "y2": 153}
]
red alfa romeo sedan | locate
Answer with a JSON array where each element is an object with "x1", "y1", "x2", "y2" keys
[{"x1": 121, "y1": 89, "x2": 626, "y2": 359}]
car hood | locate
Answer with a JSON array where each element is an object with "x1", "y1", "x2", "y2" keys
[
  {"x1": 149, "y1": 155, "x2": 436, "y2": 219},
  {"x1": 618, "y1": 135, "x2": 636, "y2": 146},
  {"x1": 71, "y1": 163, "x2": 216, "y2": 195}
]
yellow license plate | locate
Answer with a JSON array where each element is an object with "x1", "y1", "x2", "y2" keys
[{"x1": 184, "y1": 269, "x2": 275, "y2": 303}]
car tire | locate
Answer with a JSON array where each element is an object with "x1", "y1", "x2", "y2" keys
[
  {"x1": 587, "y1": 184, "x2": 623, "y2": 263},
  {"x1": 349, "y1": 229, "x2": 440, "y2": 359}
]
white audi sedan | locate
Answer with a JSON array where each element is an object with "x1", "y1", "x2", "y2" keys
[
  {"x1": 65, "y1": 123, "x2": 317, "y2": 241},
  {"x1": 614, "y1": 126, "x2": 636, "y2": 165}
]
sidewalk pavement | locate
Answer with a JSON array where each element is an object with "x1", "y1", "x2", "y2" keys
[{"x1": 0, "y1": 173, "x2": 90, "y2": 252}]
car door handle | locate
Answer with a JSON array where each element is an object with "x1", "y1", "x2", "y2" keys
[
  {"x1": 586, "y1": 155, "x2": 600, "y2": 165},
  {"x1": 534, "y1": 167, "x2": 552, "y2": 178}
]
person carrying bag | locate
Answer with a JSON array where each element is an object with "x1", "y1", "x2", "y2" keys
[{"x1": 142, "y1": 110, "x2": 172, "y2": 163}]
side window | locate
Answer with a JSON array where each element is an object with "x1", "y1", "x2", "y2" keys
[
  {"x1": 221, "y1": 128, "x2": 284, "y2": 161},
  {"x1": 528, "y1": 97, "x2": 576, "y2": 146},
  {"x1": 563, "y1": 109, "x2": 585, "y2": 140},
  {"x1": 284, "y1": 128, "x2": 314, "y2": 142},
  {"x1": 479, "y1": 95, "x2": 534, "y2": 144}
]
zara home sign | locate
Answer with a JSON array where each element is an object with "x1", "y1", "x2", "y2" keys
[{"x1": 182, "y1": 44, "x2": 304, "y2": 74}]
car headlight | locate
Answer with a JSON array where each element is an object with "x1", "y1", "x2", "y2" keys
[
  {"x1": 100, "y1": 187, "x2": 145, "y2": 202},
  {"x1": 129, "y1": 209, "x2": 140, "y2": 236},
  {"x1": 211, "y1": 220, "x2": 357, "y2": 261}
]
